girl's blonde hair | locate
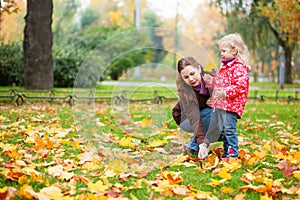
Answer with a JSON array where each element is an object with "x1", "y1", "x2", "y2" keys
[{"x1": 218, "y1": 33, "x2": 250, "y2": 66}]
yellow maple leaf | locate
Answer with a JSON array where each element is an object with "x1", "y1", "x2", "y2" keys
[
  {"x1": 293, "y1": 171, "x2": 300, "y2": 180},
  {"x1": 0, "y1": 115, "x2": 7, "y2": 121},
  {"x1": 18, "y1": 175, "x2": 28, "y2": 184},
  {"x1": 217, "y1": 168, "x2": 232, "y2": 179},
  {"x1": 19, "y1": 185, "x2": 35, "y2": 199},
  {"x1": 119, "y1": 137, "x2": 136, "y2": 148},
  {"x1": 221, "y1": 187, "x2": 235, "y2": 194},
  {"x1": 206, "y1": 179, "x2": 221, "y2": 187},
  {"x1": 0, "y1": 186, "x2": 7, "y2": 194},
  {"x1": 88, "y1": 180, "x2": 109, "y2": 192},
  {"x1": 39, "y1": 186, "x2": 63, "y2": 200},
  {"x1": 293, "y1": 151, "x2": 300, "y2": 162},
  {"x1": 107, "y1": 159, "x2": 128, "y2": 174},
  {"x1": 260, "y1": 193, "x2": 272, "y2": 200},
  {"x1": 87, "y1": 193, "x2": 106, "y2": 200},
  {"x1": 204, "y1": 60, "x2": 218, "y2": 72},
  {"x1": 30, "y1": 172, "x2": 43, "y2": 182},
  {"x1": 72, "y1": 141, "x2": 81, "y2": 149},
  {"x1": 140, "y1": 118, "x2": 152, "y2": 127},
  {"x1": 148, "y1": 139, "x2": 167, "y2": 148}
]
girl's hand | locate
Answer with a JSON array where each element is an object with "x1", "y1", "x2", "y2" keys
[
  {"x1": 215, "y1": 89, "x2": 226, "y2": 98},
  {"x1": 203, "y1": 74, "x2": 213, "y2": 84}
]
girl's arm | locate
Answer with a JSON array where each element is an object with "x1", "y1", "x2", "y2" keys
[
  {"x1": 225, "y1": 64, "x2": 249, "y2": 99},
  {"x1": 203, "y1": 74, "x2": 214, "y2": 88}
]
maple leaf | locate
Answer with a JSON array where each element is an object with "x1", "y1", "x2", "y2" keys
[
  {"x1": 107, "y1": 159, "x2": 128, "y2": 174},
  {"x1": 173, "y1": 186, "x2": 189, "y2": 196},
  {"x1": 0, "y1": 187, "x2": 7, "y2": 199},
  {"x1": 140, "y1": 118, "x2": 152, "y2": 127},
  {"x1": 221, "y1": 187, "x2": 235, "y2": 194},
  {"x1": 88, "y1": 180, "x2": 109, "y2": 192},
  {"x1": 119, "y1": 137, "x2": 136, "y2": 148},
  {"x1": 87, "y1": 193, "x2": 107, "y2": 200},
  {"x1": 19, "y1": 185, "x2": 36, "y2": 199},
  {"x1": 260, "y1": 193, "x2": 272, "y2": 200},
  {"x1": 38, "y1": 186, "x2": 63, "y2": 199},
  {"x1": 48, "y1": 165, "x2": 64, "y2": 177},
  {"x1": 148, "y1": 139, "x2": 167, "y2": 148},
  {"x1": 206, "y1": 179, "x2": 222, "y2": 187},
  {"x1": 161, "y1": 171, "x2": 182, "y2": 184},
  {"x1": 293, "y1": 171, "x2": 300, "y2": 180},
  {"x1": 33, "y1": 136, "x2": 45, "y2": 150},
  {"x1": 277, "y1": 160, "x2": 298, "y2": 177},
  {"x1": 78, "y1": 152, "x2": 94, "y2": 164},
  {"x1": 217, "y1": 168, "x2": 232, "y2": 179},
  {"x1": 234, "y1": 193, "x2": 246, "y2": 200}
]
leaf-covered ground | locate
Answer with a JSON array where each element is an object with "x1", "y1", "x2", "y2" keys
[{"x1": 0, "y1": 100, "x2": 299, "y2": 200}]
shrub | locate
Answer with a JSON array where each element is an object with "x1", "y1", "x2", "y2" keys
[{"x1": 0, "y1": 39, "x2": 24, "y2": 86}]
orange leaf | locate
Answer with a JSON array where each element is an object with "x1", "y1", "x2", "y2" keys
[
  {"x1": 221, "y1": 187, "x2": 235, "y2": 194},
  {"x1": 0, "y1": 187, "x2": 7, "y2": 199},
  {"x1": 140, "y1": 118, "x2": 152, "y2": 127},
  {"x1": 19, "y1": 185, "x2": 35, "y2": 199},
  {"x1": 162, "y1": 171, "x2": 182, "y2": 184}
]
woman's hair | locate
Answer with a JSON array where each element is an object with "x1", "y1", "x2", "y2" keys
[
  {"x1": 177, "y1": 56, "x2": 204, "y2": 76},
  {"x1": 176, "y1": 56, "x2": 204, "y2": 105},
  {"x1": 218, "y1": 33, "x2": 250, "y2": 66}
]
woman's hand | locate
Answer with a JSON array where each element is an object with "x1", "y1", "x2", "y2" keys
[
  {"x1": 198, "y1": 143, "x2": 208, "y2": 159},
  {"x1": 203, "y1": 74, "x2": 213, "y2": 84},
  {"x1": 206, "y1": 98, "x2": 213, "y2": 107}
]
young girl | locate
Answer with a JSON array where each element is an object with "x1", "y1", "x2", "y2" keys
[
  {"x1": 204, "y1": 33, "x2": 250, "y2": 158},
  {"x1": 173, "y1": 56, "x2": 212, "y2": 158}
]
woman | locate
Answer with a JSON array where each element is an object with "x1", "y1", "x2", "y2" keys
[{"x1": 172, "y1": 56, "x2": 213, "y2": 159}]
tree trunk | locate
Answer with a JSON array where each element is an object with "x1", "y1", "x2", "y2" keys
[
  {"x1": 24, "y1": 0, "x2": 53, "y2": 89},
  {"x1": 284, "y1": 45, "x2": 293, "y2": 84}
]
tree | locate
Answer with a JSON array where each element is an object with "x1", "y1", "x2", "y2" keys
[
  {"x1": 0, "y1": 0, "x2": 25, "y2": 42},
  {"x1": 213, "y1": 0, "x2": 300, "y2": 84},
  {"x1": 0, "y1": 0, "x2": 19, "y2": 21},
  {"x1": 258, "y1": 0, "x2": 300, "y2": 84},
  {"x1": 24, "y1": 0, "x2": 53, "y2": 89}
]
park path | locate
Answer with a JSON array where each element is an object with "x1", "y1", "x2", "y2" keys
[
  {"x1": 100, "y1": 81, "x2": 300, "y2": 91},
  {"x1": 100, "y1": 81, "x2": 263, "y2": 90}
]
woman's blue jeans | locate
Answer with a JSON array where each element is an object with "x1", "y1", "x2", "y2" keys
[{"x1": 179, "y1": 107, "x2": 212, "y2": 152}]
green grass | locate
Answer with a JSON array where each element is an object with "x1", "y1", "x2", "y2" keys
[{"x1": 0, "y1": 84, "x2": 299, "y2": 199}]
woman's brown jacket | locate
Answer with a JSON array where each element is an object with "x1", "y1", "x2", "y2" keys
[{"x1": 173, "y1": 74, "x2": 211, "y2": 146}]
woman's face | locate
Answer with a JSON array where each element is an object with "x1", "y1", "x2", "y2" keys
[{"x1": 180, "y1": 65, "x2": 201, "y2": 87}]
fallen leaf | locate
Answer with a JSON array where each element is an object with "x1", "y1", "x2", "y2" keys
[
  {"x1": 277, "y1": 160, "x2": 298, "y2": 177},
  {"x1": 217, "y1": 168, "x2": 232, "y2": 179}
]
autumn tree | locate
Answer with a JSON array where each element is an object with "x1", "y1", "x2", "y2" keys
[
  {"x1": 24, "y1": 0, "x2": 53, "y2": 89},
  {"x1": 258, "y1": 0, "x2": 300, "y2": 84},
  {"x1": 0, "y1": 0, "x2": 19, "y2": 21},
  {"x1": 213, "y1": 0, "x2": 300, "y2": 84}
]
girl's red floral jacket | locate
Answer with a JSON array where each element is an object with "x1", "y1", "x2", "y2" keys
[{"x1": 207, "y1": 58, "x2": 250, "y2": 118}]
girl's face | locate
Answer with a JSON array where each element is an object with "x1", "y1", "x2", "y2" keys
[
  {"x1": 180, "y1": 65, "x2": 202, "y2": 87},
  {"x1": 219, "y1": 42, "x2": 236, "y2": 60}
]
